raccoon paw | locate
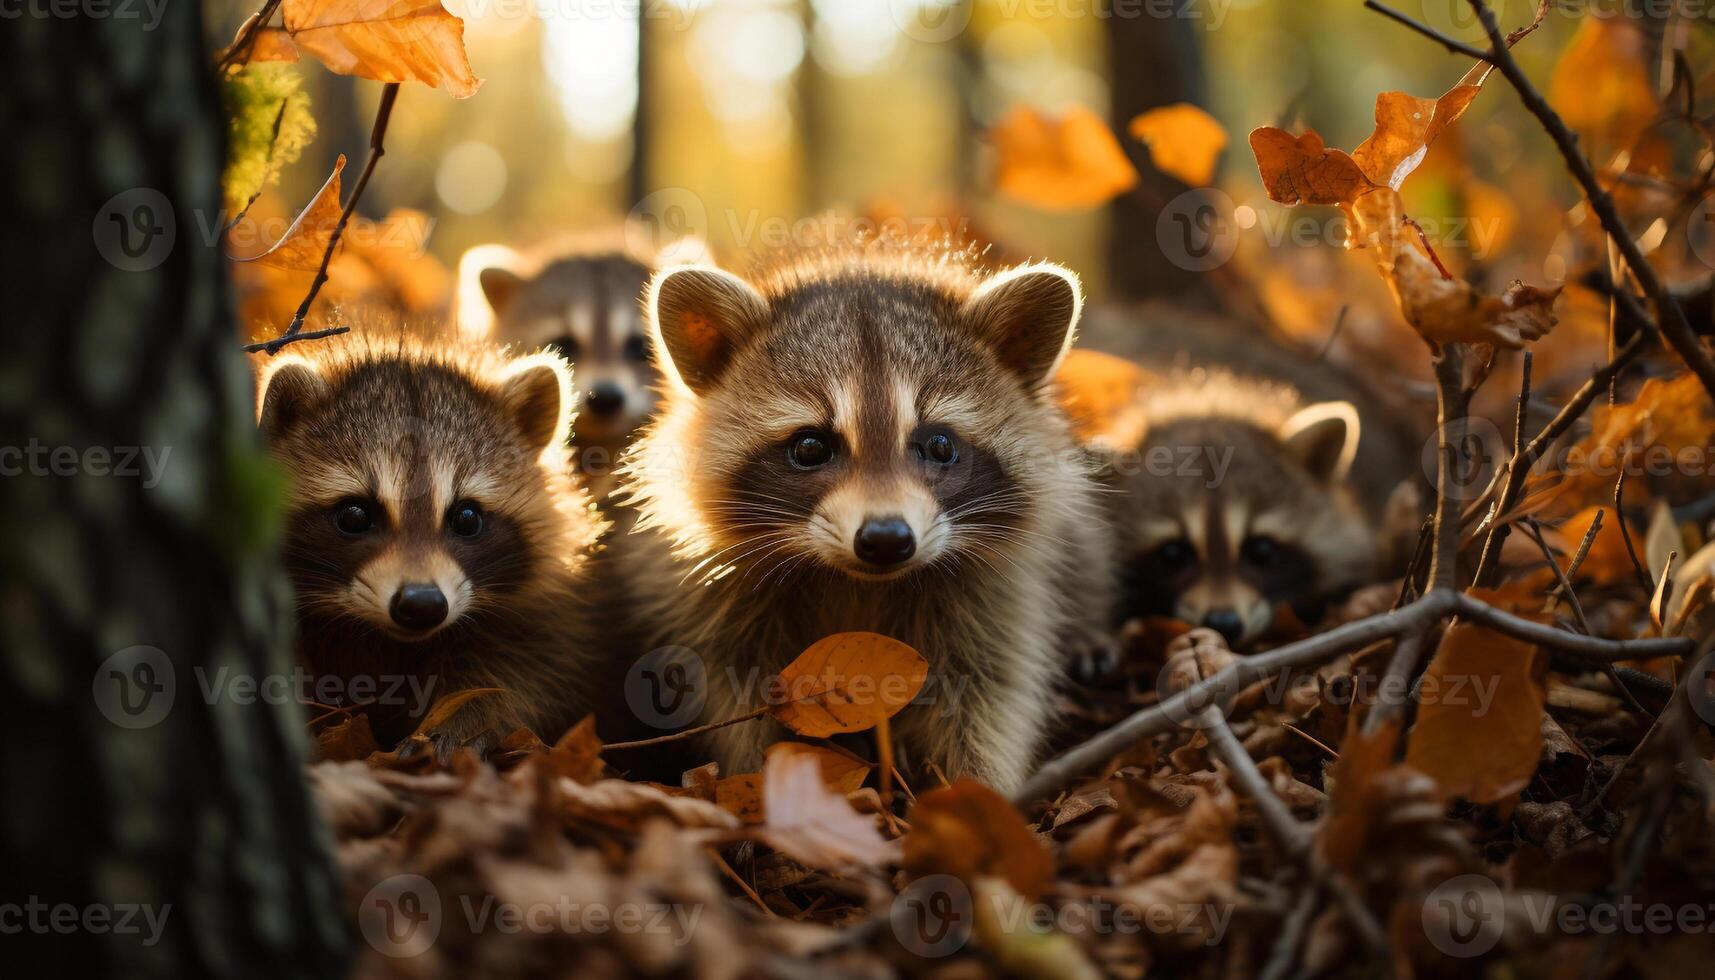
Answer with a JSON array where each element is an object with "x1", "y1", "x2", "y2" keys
[
  {"x1": 1067, "y1": 629, "x2": 1122, "y2": 684},
  {"x1": 400, "y1": 727, "x2": 500, "y2": 767}
]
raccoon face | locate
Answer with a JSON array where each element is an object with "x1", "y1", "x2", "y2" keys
[
  {"x1": 259, "y1": 351, "x2": 573, "y2": 641},
  {"x1": 481, "y1": 255, "x2": 656, "y2": 456},
  {"x1": 636, "y1": 260, "x2": 1082, "y2": 584},
  {"x1": 1110, "y1": 403, "x2": 1370, "y2": 646}
]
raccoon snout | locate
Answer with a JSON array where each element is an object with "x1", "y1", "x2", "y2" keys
[
  {"x1": 390, "y1": 582, "x2": 449, "y2": 633},
  {"x1": 584, "y1": 381, "x2": 625, "y2": 418},
  {"x1": 1200, "y1": 609, "x2": 1246, "y2": 645},
  {"x1": 853, "y1": 517, "x2": 916, "y2": 567}
]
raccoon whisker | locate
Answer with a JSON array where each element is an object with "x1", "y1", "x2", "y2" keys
[{"x1": 690, "y1": 532, "x2": 801, "y2": 586}]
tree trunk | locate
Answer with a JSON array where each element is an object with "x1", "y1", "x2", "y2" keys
[
  {"x1": 0, "y1": 9, "x2": 348, "y2": 980},
  {"x1": 1104, "y1": 4, "x2": 1217, "y2": 306}
]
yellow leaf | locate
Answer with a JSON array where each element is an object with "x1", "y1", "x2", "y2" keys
[
  {"x1": 238, "y1": 154, "x2": 345, "y2": 271},
  {"x1": 283, "y1": 0, "x2": 482, "y2": 98},
  {"x1": 1127, "y1": 102, "x2": 1227, "y2": 187},
  {"x1": 769, "y1": 632, "x2": 928, "y2": 737},
  {"x1": 990, "y1": 105, "x2": 1138, "y2": 211},
  {"x1": 1404, "y1": 624, "x2": 1547, "y2": 804},
  {"x1": 1548, "y1": 17, "x2": 1656, "y2": 151}
]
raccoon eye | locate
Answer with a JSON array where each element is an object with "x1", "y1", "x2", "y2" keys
[
  {"x1": 334, "y1": 500, "x2": 374, "y2": 536},
  {"x1": 448, "y1": 500, "x2": 484, "y2": 537},
  {"x1": 921, "y1": 431, "x2": 959, "y2": 466},
  {"x1": 1241, "y1": 535, "x2": 1279, "y2": 566},
  {"x1": 622, "y1": 335, "x2": 650, "y2": 362},
  {"x1": 787, "y1": 430, "x2": 834, "y2": 469},
  {"x1": 1155, "y1": 539, "x2": 1195, "y2": 568}
]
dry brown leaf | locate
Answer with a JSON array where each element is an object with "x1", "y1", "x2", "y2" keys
[
  {"x1": 413, "y1": 685, "x2": 506, "y2": 734},
  {"x1": 770, "y1": 631, "x2": 927, "y2": 737},
  {"x1": 557, "y1": 777, "x2": 741, "y2": 832},
  {"x1": 1352, "y1": 85, "x2": 1483, "y2": 190},
  {"x1": 1404, "y1": 624, "x2": 1547, "y2": 804},
  {"x1": 1127, "y1": 103, "x2": 1227, "y2": 186},
  {"x1": 1548, "y1": 17, "x2": 1657, "y2": 151},
  {"x1": 766, "y1": 742, "x2": 871, "y2": 795},
  {"x1": 757, "y1": 752, "x2": 894, "y2": 869},
  {"x1": 714, "y1": 773, "x2": 763, "y2": 825},
  {"x1": 545, "y1": 715, "x2": 605, "y2": 784},
  {"x1": 902, "y1": 779, "x2": 1054, "y2": 900},
  {"x1": 282, "y1": 0, "x2": 482, "y2": 98},
  {"x1": 238, "y1": 154, "x2": 345, "y2": 271},
  {"x1": 1249, "y1": 127, "x2": 1375, "y2": 207},
  {"x1": 991, "y1": 104, "x2": 1139, "y2": 211},
  {"x1": 311, "y1": 711, "x2": 379, "y2": 761}
]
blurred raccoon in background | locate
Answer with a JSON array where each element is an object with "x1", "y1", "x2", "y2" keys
[
  {"x1": 461, "y1": 233, "x2": 708, "y2": 499},
  {"x1": 1072, "y1": 303, "x2": 1425, "y2": 647}
]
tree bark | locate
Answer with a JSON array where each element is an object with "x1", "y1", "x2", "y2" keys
[
  {"x1": 1104, "y1": 3, "x2": 1217, "y2": 306},
  {"x1": 0, "y1": 8, "x2": 348, "y2": 979}
]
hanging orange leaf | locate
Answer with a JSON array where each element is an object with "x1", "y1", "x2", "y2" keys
[
  {"x1": 1128, "y1": 102, "x2": 1227, "y2": 186},
  {"x1": 1404, "y1": 624, "x2": 1548, "y2": 804},
  {"x1": 902, "y1": 780, "x2": 1054, "y2": 901},
  {"x1": 1352, "y1": 84, "x2": 1483, "y2": 190},
  {"x1": 990, "y1": 104, "x2": 1139, "y2": 211},
  {"x1": 237, "y1": 154, "x2": 345, "y2": 271},
  {"x1": 1249, "y1": 128, "x2": 1375, "y2": 208},
  {"x1": 769, "y1": 632, "x2": 928, "y2": 737},
  {"x1": 282, "y1": 0, "x2": 482, "y2": 98}
]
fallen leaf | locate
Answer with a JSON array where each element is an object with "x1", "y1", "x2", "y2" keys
[
  {"x1": 1128, "y1": 103, "x2": 1227, "y2": 186},
  {"x1": 282, "y1": 0, "x2": 482, "y2": 98},
  {"x1": 546, "y1": 715, "x2": 605, "y2": 784},
  {"x1": 903, "y1": 779, "x2": 1054, "y2": 900},
  {"x1": 758, "y1": 752, "x2": 894, "y2": 869},
  {"x1": 766, "y1": 742, "x2": 871, "y2": 795},
  {"x1": 1404, "y1": 624, "x2": 1547, "y2": 804},
  {"x1": 413, "y1": 685, "x2": 507, "y2": 733},
  {"x1": 770, "y1": 632, "x2": 928, "y2": 737},
  {"x1": 991, "y1": 104, "x2": 1139, "y2": 210}
]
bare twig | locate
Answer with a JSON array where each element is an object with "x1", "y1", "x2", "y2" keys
[
  {"x1": 1014, "y1": 590, "x2": 1692, "y2": 803},
  {"x1": 602, "y1": 706, "x2": 770, "y2": 752},
  {"x1": 1461, "y1": 0, "x2": 1715, "y2": 403},
  {"x1": 1520, "y1": 517, "x2": 1652, "y2": 717},
  {"x1": 245, "y1": 82, "x2": 401, "y2": 356},
  {"x1": 1473, "y1": 351, "x2": 1533, "y2": 588},
  {"x1": 1362, "y1": 631, "x2": 1428, "y2": 736},
  {"x1": 1429, "y1": 348, "x2": 1476, "y2": 592},
  {"x1": 1614, "y1": 471, "x2": 1656, "y2": 594},
  {"x1": 216, "y1": 0, "x2": 285, "y2": 74},
  {"x1": 1361, "y1": 1, "x2": 1492, "y2": 62}
]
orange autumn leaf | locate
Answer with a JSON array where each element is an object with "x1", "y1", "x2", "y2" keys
[
  {"x1": 1548, "y1": 17, "x2": 1656, "y2": 151},
  {"x1": 223, "y1": 19, "x2": 301, "y2": 65},
  {"x1": 343, "y1": 208, "x2": 452, "y2": 314},
  {"x1": 1128, "y1": 102, "x2": 1227, "y2": 186},
  {"x1": 990, "y1": 104, "x2": 1139, "y2": 211},
  {"x1": 1249, "y1": 128, "x2": 1375, "y2": 208},
  {"x1": 545, "y1": 715, "x2": 605, "y2": 784},
  {"x1": 1352, "y1": 84, "x2": 1483, "y2": 190},
  {"x1": 412, "y1": 686, "x2": 507, "y2": 733},
  {"x1": 1053, "y1": 348, "x2": 1147, "y2": 443},
  {"x1": 769, "y1": 632, "x2": 928, "y2": 738},
  {"x1": 282, "y1": 0, "x2": 482, "y2": 99},
  {"x1": 903, "y1": 780, "x2": 1054, "y2": 901},
  {"x1": 714, "y1": 773, "x2": 764, "y2": 824},
  {"x1": 239, "y1": 154, "x2": 345, "y2": 271},
  {"x1": 1404, "y1": 624, "x2": 1547, "y2": 804}
]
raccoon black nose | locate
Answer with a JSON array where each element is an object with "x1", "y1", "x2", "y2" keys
[
  {"x1": 390, "y1": 583, "x2": 448, "y2": 632},
  {"x1": 1201, "y1": 609, "x2": 1245, "y2": 644},
  {"x1": 854, "y1": 518, "x2": 915, "y2": 567},
  {"x1": 585, "y1": 382, "x2": 625, "y2": 417}
]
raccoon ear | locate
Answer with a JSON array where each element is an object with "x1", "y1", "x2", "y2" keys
[
  {"x1": 1280, "y1": 401, "x2": 1360, "y2": 483},
  {"x1": 498, "y1": 354, "x2": 573, "y2": 451},
  {"x1": 647, "y1": 265, "x2": 769, "y2": 395},
  {"x1": 961, "y1": 263, "x2": 1083, "y2": 387},
  {"x1": 479, "y1": 266, "x2": 527, "y2": 317},
  {"x1": 257, "y1": 359, "x2": 328, "y2": 442}
]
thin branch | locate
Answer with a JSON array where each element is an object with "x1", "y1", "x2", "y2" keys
[
  {"x1": 1361, "y1": 1, "x2": 1492, "y2": 62},
  {"x1": 1362, "y1": 632, "x2": 1428, "y2": 736},
  {"x1": 1014, "y1": 589, "x2": 1692, "y2": 803},
  {"x1": 245, "y1": 82, "x2": 401, "y2": 357},
  {"x1": 1614, "y1": 471, "x2": 1656, "y2": 594},
  {"x1": 1474, "y1": 351, "x2": 1532, "y2": 588},
  {"x1": 1463, "y1": 0, "x2": 1715, "y2": 403},
  {"x1": 216, "y1": 0, "x2": 285, "y2": 74},
  {"x1": 602, "y1": 706, "x2": 770, "y2": 752},
  {"x1": 1429, "y1": 348, "x2": 1475, "y2": 592}
]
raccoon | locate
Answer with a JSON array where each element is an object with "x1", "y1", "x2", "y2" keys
[
  {"x1": 1097, "y1": 370, "x2": 1383, "y2": 648},
  {"x1": 255, "y1": 334, "x2": 604, "y2": 752},
  {"x1": 615, "y1": 247, "x2": 1112, "y2": 792},
  {"x1": 477, "y1": 251, "x2": 656, "y2": 499}
]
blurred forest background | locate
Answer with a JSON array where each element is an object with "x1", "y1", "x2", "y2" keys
[{"x1": 208, "y1": 0, "x2": 1715, "y2": 410}]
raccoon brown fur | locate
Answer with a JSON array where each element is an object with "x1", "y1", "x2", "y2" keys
[
  {"x1": 254, "y1": 333, "x2": 604, "y2": 750},
  {"x1": 613, "y1": 246, "x2": 1113, "y2": 791}
]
